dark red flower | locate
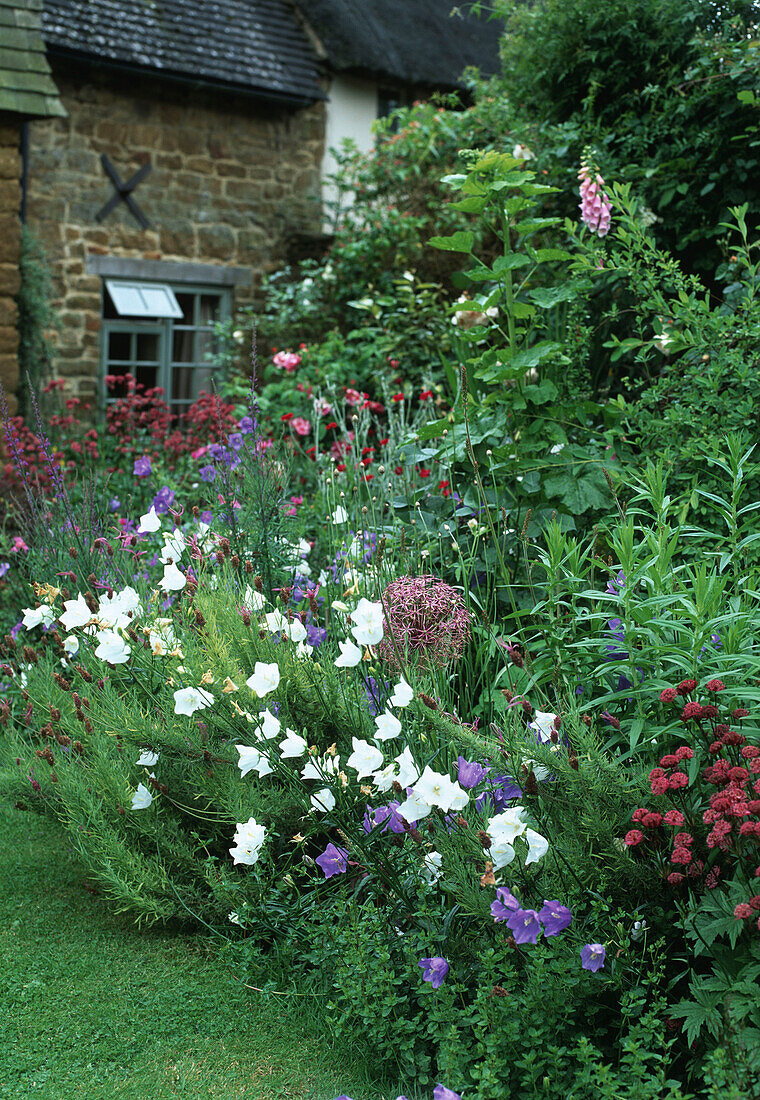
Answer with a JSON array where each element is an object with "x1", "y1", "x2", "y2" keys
[
  {"x1": 659, "y1": 688, "x2": 677, "y2": 703},
  {"x1": 705, "y1": 679, "x2": 725, "y2": 692},
  {"x1": 676, "y1": 679, "x2": 698, "y2": 696},
  {"x1": 624, "y1": 829, "x2": 644, "y2": 846}
]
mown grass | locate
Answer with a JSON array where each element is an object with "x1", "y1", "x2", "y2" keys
[{"x1": 0, "y1": 803, "x2": 391, "y2": 1100}]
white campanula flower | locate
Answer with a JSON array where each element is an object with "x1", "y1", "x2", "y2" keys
[
  {"x1": 245, "y1": 662, "x2": 280, "y2": 697},
  {"x1": 301, "y1": 754, "x2": 340, "y2": 782},
  {"x1": 59, "y1": 593, "x2": 92, "y2": 631},
  {"x1": 98, "y1": 587, "x2": 141, "y2": 630},
  {"x1": 331, "y1": 600, "x2": 349, "y2": 613},
  {"x1": 236, "y1": 744, "x2": 272, "y2": 778},
  {"x1": 311, "y1": 788, "x2": 336, "y2": 812},
  {"x1": 255, "y1": 708, "x2": 281, "y2": 740},
  {"x1": 160, "y1": 531, "x2": 186, "y2": 564},
  {"x1": 94, "y1": 628, "x2": 131, "y2": 665},
  {"x1": 147, "y1": 618, "x2": 178, "y2": 656},
  {"x1": 490, "y1": 837, "x2": 517, "y2": 869},
  {"x1": 331, "y1": 505, "x2": 348, "y2": 524},
  {"x1": 138, "y1": 506, "x2": 161, "y2": 533},
  {"x1": 349, "y1": 598, "x2": 384, "y2": 646},
  {"x1": 396, "y1": 789, "x2": 432, "y2": 823},
  {"x1": 229, "y1": 817, "x2": 266, "y2": 865},
  {"x1": 488, "y1": 807, "x2": 528, "y2": 845},
  {"x1": 131, "y1": 783, "x2": 153, "y2": 810},
  {"x1": 288, "y1": 618, "x2": 307, "y2": 644},
  {"x1": 173, "y1": 686, "x2": 214, "y2": 716},
  {"x1": 421, "y1": 850, "x2": 443, "y2": 886},
  {"x1": 243, "y1": 585, "x2": 266, "y2": 612},
  {"x1": 63, "y1": 634, "x2": 79, "y2": 657},
  {"x1": 295, "y1": 560, "x2": 312, "y2": 578},
  {"x1": 346, "y1": 737, "x2": 384, "y2": 779},
  {"x1": 295, "y1": 640, "x2": 313, "y2": 659},
  {"x1": 413, "y1": 766, "x2": 468, "y2": 812},
  {"x1": 228, "y1": 911, "x2": 243, "y2": 926},
  {"x1": 264, "y1": 609, "x2": 290, "y2": 635},
  {"x1": 22, "y1": 604, "x2": 56, "y2": 630},
  {"x1": 394, "y1": 746, "x2": 420, "y2": 788},
  {"x1": 136, "y1": 750, "x2": 159, "y2": 767},
  {"x1": 374, "y1": 710, "x2": 402, "y2": 742},
  {"x1": 279, "y1": 729, "x2": 308, "y2": 759},
  {"x1": 372, "y1": 761, "x2": 400, "y2": 793},
  {"x1": 653, "y1": 331, "x2": 673, "y2": 354},
  {"x1": 334, "y1": 638, "x2": 363, "y2": 667},
  {"x1": 524, "y1": 828, "x2": 549, "y2": 864},
  {"x1": 389, "y1": 678, "x2": 414, "y2": 708},
  {"x1": 529, "y1": 711, "x2": 559, "y2": 743},
  {"x1": 159, "y1": 563, "x2": 186, "y2": 592}
]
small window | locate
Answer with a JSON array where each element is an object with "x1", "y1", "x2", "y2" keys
[
  {"x1": 105, "y1": 280, "x2": 183, "y2": 319},
  {"x1": 101, "y1": 281, "x2": 228, "y2": 417}
]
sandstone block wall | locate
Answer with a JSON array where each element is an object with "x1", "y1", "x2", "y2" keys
[
  {"x1": 25, "y1": 67, "x2": 326, "y2": 400},
  {"x1": 0, "y1": 117, "x2": 22, "y2": 416}
]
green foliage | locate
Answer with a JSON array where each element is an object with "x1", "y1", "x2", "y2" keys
[
  {"x1": 496, "y1": 0, "x2": 760, "y2": 274},
  {"x1": 16, "y1": 227, "x2": 56, "y2": 417}
]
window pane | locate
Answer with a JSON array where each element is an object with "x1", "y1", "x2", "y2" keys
[
  {"x1": 136, "y1": 366, "x2": 159, "y2": 391},
  {"x1": 172, "y1": 366, "x2": 194, "y2": 403},
  {"x1": 193, "y1": 366, "x2": 215, "y2": 395},
  {"x1": 196, "y1": 330, "x2": 217, "y2": 362},
  {"x1": 199, "y1": 294, "x2": 221, "y2": 324},
  {"x1": 108, "y1": 331, "x2": 132, "y2": 361},
  {"x1": 175, "y1": 293, "x2": 194, "y2": 322},
  {"x1": 172, "y1": 329, "x2": 195, "y2": 363},
  {"x1": 136, "y1": 333, "x2": 160, "y2": 362}
]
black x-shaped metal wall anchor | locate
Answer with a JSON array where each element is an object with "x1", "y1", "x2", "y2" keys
[{"x1": 96, "y1": 154, "x2": 152, "y2": 228}]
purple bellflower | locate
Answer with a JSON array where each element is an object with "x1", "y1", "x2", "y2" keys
[
  {"x1": 133, "y1": 456, "x2": 152, "y2": 477},
  {"x1": 538, "y1": 899, "x2": 572, "y2": 936},
  {"x1": 315, "y1": 843, "x2": 348, "y2": 879},
  {"x1": 491, "y1": 887, "x2": 520, "y2": 923},
  {"x1": 457, "y1": 755, "x2": 489, "y2": 789},
  {"x1": 581, "y1": 943, "x2": 606, "y2": 972},
  {"x1": 418, "y1": 956, "x2": 449, "y2": 989},
  {"x1": 506, "y1": 908, "x2": 542, "y2": 945}
]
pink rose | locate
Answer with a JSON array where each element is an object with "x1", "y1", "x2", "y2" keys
[
  {"x1": 291, "y1": 417, "x2": 312, "y2": 436},
  {"x1": 273, "y1": 351, "x2": 302, "y2": 373}
]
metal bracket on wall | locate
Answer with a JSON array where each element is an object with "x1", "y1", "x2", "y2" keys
[{"x1": 96, "y1": 154, "x2": 152, "y2": 228}]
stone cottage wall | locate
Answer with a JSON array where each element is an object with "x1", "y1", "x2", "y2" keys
[
  {"x1": 0, "y1": 117, "x2": 22, "y2": 415},
  {"x1": 25, "y1": 67, "x2": 325, "y2": 401}
]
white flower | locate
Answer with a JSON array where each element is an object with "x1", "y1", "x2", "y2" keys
[
  {"x1": 288, "y1": 618, "x2": 307, "y2": 644},
  {"x1": 279, "y1": 729, "x2": 308, "y2": 759},
  {"x1": 242, "y1": 585, "x2": 266, "y2": 611},
  {"x1": 131, "y1": 783, "x2": 153, "y2": 810},
  {"x1": 173, "y1": 686, "x2": 214, "y2": 716},
  {"x1": 301, "y1": 754, "x2": 340, "y2": 782},
  {"x1": 98, "y1": 587, "x2": 141, "y2": 630},
  {"x1": 228, "y1": 911, "x2": 243, "y2": 926},
  {"x1": 59, "y1": 593, "x2": 92, "y2": 631},
  {"x1": 512, "y1": 142, "x2": 535, "y2": 160},
  {"x1": 334, "y1": 638, "x2": 363, "y2": 668},
  {"x1": 529, "y1": 711, "x2": 558, "y2": 743},
  {"x1": 264, "y1": 609, "x2": 290, "y2": 635},
  {"x1": 147, "y1": 618, "x2": 178, "y2": 656},
  {"x1": 488, "y1": 807, "x2": 528, "y2": 845},
  {"x1": 394, "y1": 746, "x2": 420, "y2": 788},
  {"x1": 94, "y1": 628, "x2": 131, "y2": 665},
  {"x1": 389, "y1": 678, "x2": 414, "y2": 708},
  {"x1": 524, "y1": 828, "x2": 549, "y2": 865},
  {"x1": 413, "y1": 766, "x2": 468, "y2": 812},
  {"x1": 490, "y1": 837, "x2": 517, "y2": 869},
  {"x1": 136, "y1": 750, "x2": 159, "y2": 767},
  {"x1": 396, "y1": 789, "x2": 432, "y2": 822},
  {"x1": 63, "y1": 634, "x2": 79, "y2": 657},
  {"x1": 421, "y1": 850, "x2": 443, "y2": 886},
  {"x1": 256, "y1": 709, "x2": 281, "y2": 740},
  {"x1": 160, "y1": 531, "x2": 186, "y2": 564},
  {"x1": 374, "y1": 710, "x2": 402, "y2": 742},
  {"x1": 229, "y1": 817, "x2": 266, "y2": 865},
  {"x1": 372, "y1": 761, "x2": 400, "y2": 793},
  {"x1": 159, "y1": 562, "x2": 186, "y2": 592},
  {"x1": 549, "y1": 443, "x2": 565, "y2": 455},
  {"x1": 294, "y1": 560, "x2": 312, "y2": 578},
  {"x1": 653, "y1": 332, "x2": 673, "y2": 353},
  {"x1": 22, "y1": 605, "x2": 55, "y2": 630},
  {"x1": 236, "y1": 744, "x2": 269, "y2": 778},
  {"x1": 331, "y1": 600, "x2": 349, "y2": 613},
  {"x1": 346, "y1": 737, "x2": 384, "y2": 779},
  {"x1": 246, "y1": 662, "x2": 280, "y2": 697},
  {"x1": 295, "y1": 640, "x2": 313, "y2": 659},
  {"x1": 138, "y1": 506, "x2": 162, "y2": 533},
  {"x1": 631, "y1": 919, "x2": 648, "y2": 942},
  {"x1": 349, "y1": 598, "x2": 384, "y2": 646},
  {"x1": 311, "y1": 788, "x2": 335, "y2": 812},
  {"x1": 331, "y1": 505, "x2": 349, "y2": 524}
]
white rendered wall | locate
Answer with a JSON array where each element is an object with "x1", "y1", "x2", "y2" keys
[{"x1": 321, "y1": 74, "x2": 378, "y2": 228}]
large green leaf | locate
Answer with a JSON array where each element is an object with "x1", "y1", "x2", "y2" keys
[{"x1": 428, "y1": 231, "x2": 475, "y2": 253}]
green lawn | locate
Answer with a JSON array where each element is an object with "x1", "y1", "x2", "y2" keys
[{"x1": 0, "y1": 804, "x2": 389, "y2": 1100}]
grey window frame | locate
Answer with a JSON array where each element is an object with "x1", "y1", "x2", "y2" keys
[{"x1": 99, "y1": 280, "x2": 232, "y2": 415}]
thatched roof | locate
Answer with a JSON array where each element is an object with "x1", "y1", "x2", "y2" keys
[{"x1": 295, "y1": 0, "x2": 503, "y2": 88}]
